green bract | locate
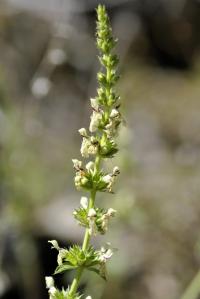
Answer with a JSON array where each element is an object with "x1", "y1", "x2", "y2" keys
[{"x1": 46, "y1": 5, "x2": 122, "y2": 299}]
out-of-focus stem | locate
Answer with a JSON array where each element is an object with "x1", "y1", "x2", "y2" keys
[{"x1": 180, "y1": 270, "x2": 200, "y2": 299}]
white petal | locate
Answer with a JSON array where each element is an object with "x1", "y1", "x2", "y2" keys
[
  {"x1": 86, "y1": 161, "x2": 94, "y2": 171},
  {"x1": 90, "y1": 98, "x2": 99, "y2": 110},
  {"x1": 102, "y1": 174, "x2": 112, "y2": 184},
  {"x1": 78, "y1": 128, "x2": 87, "y2": 137},
  {"x1": 113, "y1": 166, "x2": 120, "y2": 175},
  {"x1": 45, "y1": 276, "x2": 54, "y2": 289},
  {"x1": 49, "y1": 286, "x2": 57, "y2": 296},
  {"x1": 80, "y1": 197, "x2": 88, "y2": 209},
  {"x1": 107, "y1": 208, "x2": 117, "y2": 217},
  {"x1": 48, "y1": 240, "x2": 60, "y2": 250},
  {"x1": 110, "y1": 109, "x2": 119, "y2": 118},
  {"x1": 72, "y1": 159, "x2": 82, "y2": 169},
  {"x1": 88, "y1": 208, "x2": 96, "y2": 218}
]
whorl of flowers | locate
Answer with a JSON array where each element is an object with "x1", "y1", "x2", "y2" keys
[{"x1": 45, "y1": 5, "x2": 122, "y2": 299}]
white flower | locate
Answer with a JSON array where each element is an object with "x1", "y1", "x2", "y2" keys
[
  {"x1": 49, "y1": 286, "x2": 57, "y2": 298},
  {"x1": 107, "y1": 208, "x2": 117, "y2": 217},
  {"x1": 72, "y1": 159, "x2": 82, "y2": 170},
  {"x1": 113, "y1": 166, "x2": 120, "y2": 176},
  {"x1": 81, "y1": 177, "x2": 88, "y2": 185},
  {"x1": 89, "y1": 111, "x2": 102, "y2": 132},
  {"x1": 101, "y1": 214, "x2": 109, "y2": 232},
  {"x1": 80, "y1": 138, "x2": 98, "y2": 157},
  {"x1": 88, "y1": 208, "x2": 97, "y2": 236},
  {"x1": 45, "y1": 276, "x2": 54, "y2": 289},
  {"x1": 90, "y1": 97, "x2": 99, "y2": 110},
  {"x1": 100, "y1": 208, "x2": 117, "y2": 232},
  {"x1": 80, "y1": 138, "x2": 89, "y2": 158},
  {"x1": 86, "y1": 296, "x2": 92, "y2": 299},
  {"x1": 102, "y1": 174, "x2": 112, "y2": 184},
  {"x1": 78, "y1": 128, "x2": 88, "y2": 137},
  {"x1": 86, "y1": 161, "x2": 95, "y2": 171},
  {"x1": 80, "y1": 196, "x2": 88, "y2": 209},
  {"x1": 48, "y1": 240, "x2": 60, "y2": 250},
  {"x1": 110, "y1": 108, "x2": 119, "y2": 118},
  {"x1": 57, "y1": 249, "x2": 67, "y2": 265},
  {"x1": 102, "y1": 174, "x2": 115, "y2": 192},
  {"x1": 74, "y1": 174, "x2": 81, "y2": 184},
  {"x1": 99, "y1": 247, "x2": 113, "y2": 263},
  {"x1": 88, "y1": 208, "x2": 96, "y2": 218},
  {"x1": 88, "y1": 144, "x2": 98, "y2": 155},
  {"x1": 88, "y1": 219, "x2": 97, "y2": 236}
]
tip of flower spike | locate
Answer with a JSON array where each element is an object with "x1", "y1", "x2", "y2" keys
[{"x1": 96, "y1": 4, "x2": 106, "y2": 14}]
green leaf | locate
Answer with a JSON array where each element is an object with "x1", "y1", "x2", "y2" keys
[
  {"x1": 54, "y1": 264, "x2": 77, "y2": 275},
  {"x1": 87, "y1": 267, "x2": 107, "y2": 281}
]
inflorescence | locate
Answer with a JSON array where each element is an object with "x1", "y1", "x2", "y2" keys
[{"x1": 45, "y1": 5, "x2": 122, "y2": 299}]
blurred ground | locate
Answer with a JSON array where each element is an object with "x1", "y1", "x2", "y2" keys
[{"x1": 1, "y1": 1, "x2": 200, "y2": 299}]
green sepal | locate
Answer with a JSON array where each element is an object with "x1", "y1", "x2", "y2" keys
[
  {"x1": 99, "y1": 135, "x2": 118, "y2": 158},
  {"x1": 80, "y1": 170, "x2": 108, "y2": 192},
  {"x1": 73, "y1": 208, "x2": 88, "y2": 228},
  {"x1": 50, "y1": 287, "x2": 82, "y2": 299}
]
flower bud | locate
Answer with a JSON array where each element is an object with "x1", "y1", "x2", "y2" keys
[{"x1": 81, "y1": 177, "x2": 88, "y2": 185}]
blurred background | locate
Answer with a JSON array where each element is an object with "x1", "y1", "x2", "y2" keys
[{"x1": 1, "y1": 0, "x2": 200, "y2": 299}]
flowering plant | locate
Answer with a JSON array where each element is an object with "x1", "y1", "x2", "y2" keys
[{"x1": 45, "y1": 5, "x2": 122, "y2": 299}]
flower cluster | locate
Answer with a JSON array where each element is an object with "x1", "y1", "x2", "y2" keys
[
  {"x1": 72, "y1": 159, "x2": 120, "y2": 193},
  {"x1": 73, "y1": 196, "x2": 117, "y2": 236},
  {"x1": 48, "y1": 240, "x2": 114, "y2": 281},
  {"x1": 46, "y1": 5, "x2": 122, "y2": 299}
]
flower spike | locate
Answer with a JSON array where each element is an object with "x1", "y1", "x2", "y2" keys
[{"x1": 46, "y1": 5, "x2": 123, "y2": 299}]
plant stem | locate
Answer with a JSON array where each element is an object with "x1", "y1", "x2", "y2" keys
[
  {"x1": 180, "y1": 270, "x2": 200, "y2": 299},
  {"x1": 68, "y1": 267, "x2": 83, "y2": 296},
  {"x1": 69, "y1": 156, "x2": 101, "y2": 296}
]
